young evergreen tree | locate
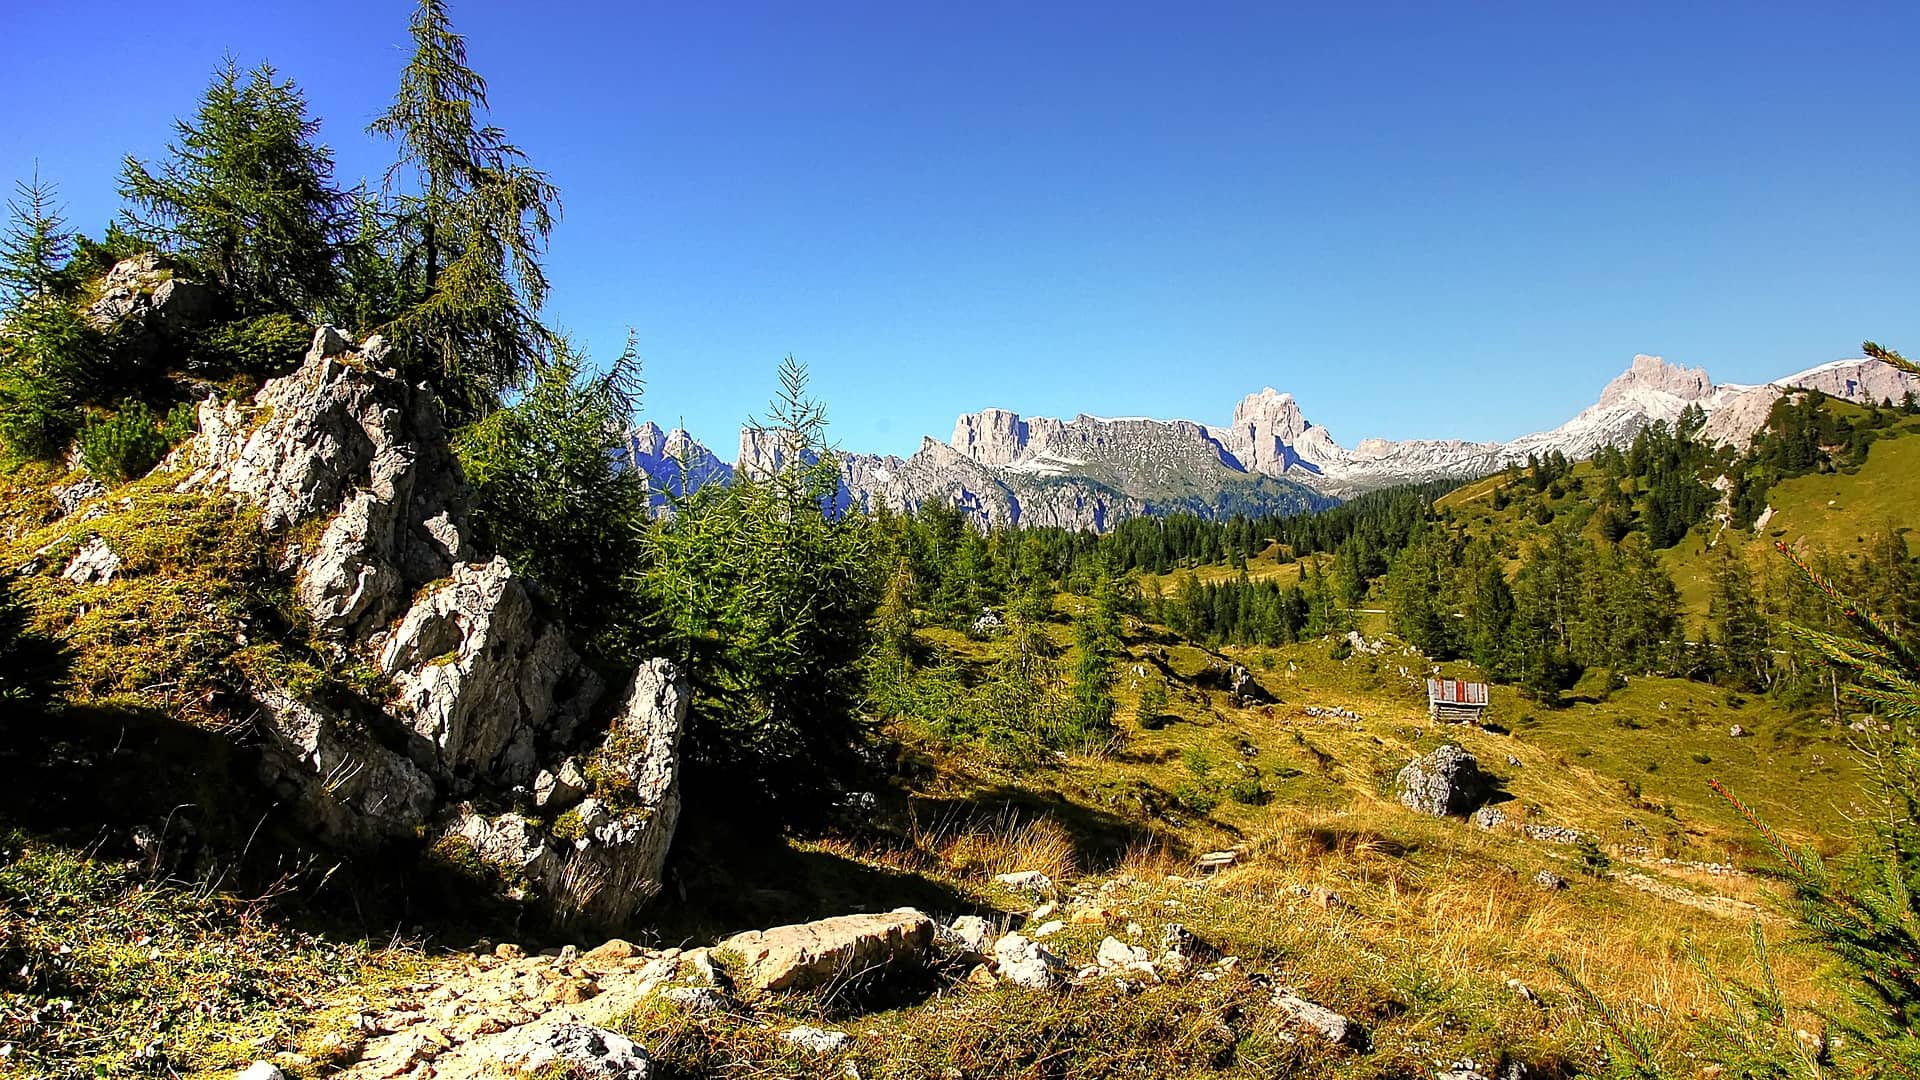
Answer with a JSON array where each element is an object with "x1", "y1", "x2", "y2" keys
[
  {"x1": 369, "y1": 0, "x2": 560, "y2": 417},
  {"x1": 641, "y1": 358, "x2": 877, "y2": 810},
  {"x1": 455, "y1": 332, "x2": 647, "y2": 651},
  {"x1": 120, "y1": 59, "x2": 346, "y2": 314},
  {"x1": 0, "y1": 169, "x2": 72, "y2": 313},
  {"x1": 1708, "y1": 546, "x2": 1770, "y2": 690},
  {"x1": 1063, "y1": 559, "x2": 1125, "y2": 751},
  {"x1": 0, "y1": 175, "x2": 101, "y2": 461}
]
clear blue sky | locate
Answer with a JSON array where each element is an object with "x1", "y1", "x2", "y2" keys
[{"x1": 4, "y1": 2, "x2": 1916, "y2": 457}]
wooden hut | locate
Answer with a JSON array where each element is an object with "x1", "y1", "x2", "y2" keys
[{"x1": 1427, "y1": 678, "x2": 1489, "y2": 723}]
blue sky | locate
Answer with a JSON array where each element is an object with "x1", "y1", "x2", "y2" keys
[{"x1": 4, "y1": 2, "x2": 1916, "y2": 457}]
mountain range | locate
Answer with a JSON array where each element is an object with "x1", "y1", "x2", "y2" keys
[{"x1": 629, "y1": 354, "x2": 1920, "y2": 531}]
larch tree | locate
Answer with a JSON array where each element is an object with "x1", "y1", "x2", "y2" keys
[
  {"x1": 119, "y1": 59, "x2": 346, "y2": 315},
  {"x1": 368, "y1": 0, "x2": 559, "y2": 418}
]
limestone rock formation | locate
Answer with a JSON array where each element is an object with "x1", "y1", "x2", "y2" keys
[
  {"x1": 1396, "y1": 745, "x2": 1493, "y2": 817},
  {"x1": 85, "y1": 253, "x2": 217, "y2": 365},
  {"x1": 173, "y1": 326, "x2": 686, "y2": 921}
]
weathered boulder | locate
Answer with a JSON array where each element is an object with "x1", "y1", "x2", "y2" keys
[
  {"x1": 718, "y1": 910, "x2": 936, "y2": 993},
  {"x1": 994, "y1": 870, "x2": 1054, "y2": 894},
  {"x1": 60, "y1": 536, "x2": 120, "y2": 584},
  {"x1": 781, "y1": 1025, "x2": 853, "y2": 1054},
  {"x1": 944, "y1": 915, "x2": 994, "y2": 957},
  {"x1": 493, "y1": 1022, "x2": 653, "y2": 1079},
  {"x1": 1396, "y1": 744, "x2": 1493, "y2": 817},
  {"x1": 1096, "y1": 936, "x2": 1150, "y2": 968},
  {"x1": 993, "y1": 931, "x2": 1067, "y2": 989},
  {"x1": 1273, "y1": 991, "x2": 1369, "y2": 1049}
]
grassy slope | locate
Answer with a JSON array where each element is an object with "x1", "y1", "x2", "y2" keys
[{"x1": 1435, "y1": 414, "x2": 1920, "y2": 622}]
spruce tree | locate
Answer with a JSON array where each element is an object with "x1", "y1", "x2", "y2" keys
[
  {"x1": 1708, "y1": 546, "x2": 1770, "y2": 690},
  {"x1": 120, "y1": 59, "x2": 346, "y2": 314},
  {"x1": 0, "y1": 169, "x2": 72, "y2": 313},
  {"x1": 1064, "y1": 557, "x2": 1124, "y2": 750},
  {"x1": 369, "y1": 0, "x2": 560, "y2": 417}
]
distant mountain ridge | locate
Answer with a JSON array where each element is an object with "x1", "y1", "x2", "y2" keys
[{"x1": 630, "y1": 354, "x2": 1920, "y2": 531}]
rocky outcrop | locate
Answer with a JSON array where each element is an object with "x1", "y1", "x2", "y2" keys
[
  {"x1": 443, "y1": 660, "x2": 690, "y2": 926},
  {"x1": 174, "y1": 326, "x2": 685, "y2": 922},
  {"x1": 1396, "y1": 745, "x2": 1493, "y2": 817},
  {"x1": 85, "y1": 253, "x2": 217, "y2": 365},
  {"x1": 717, "y1": 910, "x2": 936, "y2": 993}
]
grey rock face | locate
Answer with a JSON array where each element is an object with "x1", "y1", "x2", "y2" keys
[
  {"x1": 1396, "y1": 745, "x2": 1493, "y2": 817},
  {"x1": 444, "y1": 659, "x2": 689, "y2": 927},
  {"x1": 60, "y1": 536, "x2": 121, "y2": 584},
  {"x1": 377, "y1": 557, "x2": 579, "y2": 787},
  {"x1": 173, "y1": 326, "x2": 687, "y2": 921}
]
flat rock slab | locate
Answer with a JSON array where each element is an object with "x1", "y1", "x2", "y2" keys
[{"x1": 718, "y1": 910, "x2": 935, "y2": 993}]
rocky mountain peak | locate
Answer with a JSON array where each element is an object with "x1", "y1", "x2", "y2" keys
[{"x1": 1597, "y1": 354, "x2": 1714, "y2": 407}]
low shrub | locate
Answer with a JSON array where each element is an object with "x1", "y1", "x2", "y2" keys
[
  {"x1": 78, "y1": 399, "x2": 196, "y2": 481},
  {"x1": 195, "y1": 313, "x2": 311, "y2": 375}
]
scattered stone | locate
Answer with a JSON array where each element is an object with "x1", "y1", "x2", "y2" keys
[
  {"x1": 994, "y1": 870, "x2": 1054, "y2": 894},
  {"x1": 1532, "y1": 870, "x2": 1568, "y2": 891},
  {"x1": 1470, "y1": 805, "x2": 1508, "y2": 831},
  {"x1": 494, "y1": 1022, "x2": 653, "y2": 1079},
  {"x1": 1161, "y1": 923, "x2": 1222, "y2": 963},
  {"x1": 662, "y1": 987, "x2": 729, "y2": 1014},
  {"x1": 55, "y1": 477, "x2": 107, "y2": 517},
  {"x1": 1272, "y1": 991, "x2": 1369, "y2": 1050},
  {"x1": 1519, "y1": 823, "x2": 1587, "y2": 845},
  {"x1": 682, "y1": 949, "x2": 723, "y2": 987},
  {"x1": 1096, "y1": 936, "x2": 1151, "y2": 968},
  {"x1": 236, "y1": 1063, "x2": 285, "y2": 1080},
  {"x1": 1029, "y1": 902, "x2": 1056, "y2": 921},
  {"x1": 1196, "y1": 850, "x2": 1240, "y2": 872},
  {"x1": 533, "y1": 759, "x2": 589, "y2": 810},
  {"x1": 718, "y1": 910, "x2": 935, "y2": 993},
  {"x1": 60, "y1": 536, "x2": 121, "y2": 584},
  {"x1": 495, "y1": 943, "x2": 525, "y2": 960},
  {"x1": 1285, "y1": 883, "x2": 1345, "y2": 909},
  {"x1": 1396, "y1": 745, "x2": 1493, "y2": 817},
  {"x1": 782, "y1": 1025, "x2": 853, "y2": 1054},
  {"x1": 1729, "y1": 725, "x2": 1747, "y2": 738},
  {"x1": 1507, "y1": 977, "x2": 1539, "y2": 1005},
  {"x1": 1029, "y1": 920, "x2": 1065, "y2": 939},
  {"x1": 993, "y1": 933, "x2": 1067, "y2": 990},
  {"x1": 584, "y1": 939, "x2": 636, "y2": 965},
  {"x1": 944, "y1": 915, "x2": 993, "y2": 957}
]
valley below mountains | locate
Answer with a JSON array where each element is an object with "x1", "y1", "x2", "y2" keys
[{"x1": 634, "y1": 352, "x2": 1920, "y2": 530}]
